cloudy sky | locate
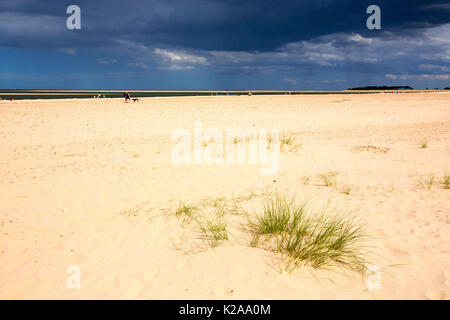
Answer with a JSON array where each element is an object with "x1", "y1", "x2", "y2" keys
[{"x1": 1, "y1": 0, "x2": 450, "y2": 90}]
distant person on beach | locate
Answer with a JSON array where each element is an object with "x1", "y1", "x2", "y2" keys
[{"x1": 124, "y1": 91, "x2": 131, "y2": 102}]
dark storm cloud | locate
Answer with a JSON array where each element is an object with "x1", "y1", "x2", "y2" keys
[{"x1": 1, "y1": 0, "x2": 450, "y2": 50}]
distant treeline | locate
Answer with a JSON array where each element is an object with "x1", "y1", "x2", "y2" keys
[
  {"x1": 445, "y1": 87, "x2": 450, "y2": 90},
  {"x1": 348, "y1": 86, "x2": 414, "y2": 90}
]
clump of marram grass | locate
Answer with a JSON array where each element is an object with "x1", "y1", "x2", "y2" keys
[
  {"x1": 247, "y1": 196, "x2": 367, "y2": 273},
  {"x1": 174, "y1": 193, "x2": 259, "y2": 250},
  {"x1": 420, "y1": 138, "x2": 428, "y2": 149},
  {"x1": 280, "y1": 135, "x2": 294, "y2": 146},
  {"x1": 342, "y1": 185, "x2": 353, "y2": 195},
  {"x1": 249, "y1": 196, "x2": 297, "y2": 238},
  {"x1": 196, "y1": 217, "x2": 229, "y2": 248},
  {"x1": 203, "y1": 196, "x2": 244, "y2": 217},
  {"x1": 319, "y1": 171, "x2": 339, "y2": 187},
  {"x1": 280, "y1": 135, "x2": 302, "y2": 152},
  {"x1": 267, "y1": 133, "x2": 302, "y2": 153},
  {"x1": 175, "y1": 202, "x2": 199, "y2": 221},
  {"x1": 176, "y1": 193, "x2": 256, "y2": 224},
  {"x1": 441, "y1": 174, "x2": 450, "y2": 189},
  {"x1": 418, "y1": 174, "x2": 435, "y2": 190}
]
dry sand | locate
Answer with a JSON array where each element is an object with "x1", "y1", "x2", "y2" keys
[{"x1": 0, "y1": 93, "x2": 449, "y2": 299}]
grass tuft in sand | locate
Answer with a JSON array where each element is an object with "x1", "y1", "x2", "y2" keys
[
  {"x1": 319, "y1": 171, "x2": 339, "y2": 187},
  {"x1": 174, "y1": 193, "x2": 259, "y2": 250},
  {"x1": 418, "y1": 174, "x2": 435, "y2": 190},
  {"x1": 196, "y1": 218, "x2": 229, "y2": 248},
  {"x1": 280, "y1": 134, "x2": 302, "y2": 152},
  {"x1": 420, "y1": 138, "x2": 429, "y2": 149},
  {"x1": 341, "y1": 185, "x2": 353, "y2": 195},
  {"x1": 267, "y1": 133, "x2": 302, "y2": 153},
  {"x1": 175, "y1": 202, "x2": 199, "y2": 222},
  {"x1": 248, "y1": 196, "x2": 367, "y2": 272},
  {"x1": 442, "y1": 173, "x2": 450, "y2": 189},
  {"x1": 280, "y1": 135, "x2": 294, "y2": 147}
]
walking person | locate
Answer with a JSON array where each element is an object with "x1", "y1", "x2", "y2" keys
[{"x1": 124, "y1": 91, "x2": 131, "y2": 102}]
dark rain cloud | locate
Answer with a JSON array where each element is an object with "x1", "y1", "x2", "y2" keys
[{"x1": 1, "y1": 0, "x2": 450, "y2": 50}]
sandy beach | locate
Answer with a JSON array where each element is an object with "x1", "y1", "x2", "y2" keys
[{"x1": 0, "y1": 93, "x2": 449, "y2": 299}]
